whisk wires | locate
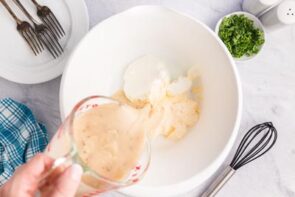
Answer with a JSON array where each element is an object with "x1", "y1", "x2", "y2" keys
[{"x1": 230, "y1": 122, "x2": 277, "y2": 170}]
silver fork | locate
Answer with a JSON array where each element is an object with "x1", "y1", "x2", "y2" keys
[
  {"x1": 31, "y1": 0, "x2": 65, "y2": 39},
  {"x1": 12, "y1": 0, "x2": 63, "y2": 58},
  {"x1": 0, "y1": 0, "x2": 43, "y2": 55}
]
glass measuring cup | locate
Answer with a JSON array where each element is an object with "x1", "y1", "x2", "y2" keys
[{"x1": 42, "y1": 96, "x2": 151, "y2": 196}]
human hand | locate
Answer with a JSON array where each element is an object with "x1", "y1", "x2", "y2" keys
[{"x1": 0, "y1": 153, "x2": 83, "y2": 197}]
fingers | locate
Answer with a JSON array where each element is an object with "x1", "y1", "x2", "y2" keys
[
  {"x1": 50, "y1": 164, "x2": 83, "y2": 197},
  {"x1": 17, "y1": 153, "x2": 54, "y2": 192},
  {"x1": 0, "y1": 153, "x2": 54, "y2": 197},
  {"x1": 2, "y1": 154, "x2": 83, "y2": 197},
  {"x1": 20, "y1": 153, "x2": 54, "y2": 179}
]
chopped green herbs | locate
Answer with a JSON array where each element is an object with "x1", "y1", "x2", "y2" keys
[{"x1": 218, "y1": 14, "x2": 265, "y2": 58}]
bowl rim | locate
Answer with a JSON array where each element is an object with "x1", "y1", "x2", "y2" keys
[
  {"x1": 60, "y1": 5, "x2": 243, "y2": 196},
  {"x1": 215, "y1": 11, "x2": 266, "y2": 62}
]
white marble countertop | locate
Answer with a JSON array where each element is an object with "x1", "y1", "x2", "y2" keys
[{"x1": 0, "y1": 0, "x2": 294, "y2": 196}]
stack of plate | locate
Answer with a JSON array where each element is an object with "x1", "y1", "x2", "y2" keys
[{"x1": 0, "y1": 0, "x2": 89, "y2": 84}]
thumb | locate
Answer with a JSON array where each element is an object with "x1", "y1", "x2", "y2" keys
[{"x1": 51, "y1": 164, "x2": 83, "y2": 197}]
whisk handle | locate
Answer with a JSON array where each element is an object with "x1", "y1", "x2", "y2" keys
[{"x1": 200, "y1": 166, "x2": 235, "y2": 197}]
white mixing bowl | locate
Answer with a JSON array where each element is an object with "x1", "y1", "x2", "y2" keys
[{"x1": 60, "y1": 5, "x2": 242, "y2": 197}]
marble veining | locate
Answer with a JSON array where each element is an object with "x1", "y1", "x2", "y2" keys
[{"x1": 0, "y1": 0, "x2": 294, "y2": 196}]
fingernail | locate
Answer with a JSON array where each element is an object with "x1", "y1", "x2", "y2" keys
[{"x1": 70, "y1": 164, "x2": 83, "y2": 181}]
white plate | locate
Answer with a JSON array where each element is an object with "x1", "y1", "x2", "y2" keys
[
  {"x1": 60, "y1": 6, "x2": 242, "y2": 197},
  {"x1": 0, "y1": 0, "x2": 89, "y2": 84}
]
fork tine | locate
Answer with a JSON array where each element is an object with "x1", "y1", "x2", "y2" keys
[
  {"x1": 37, "y1": 33, "x2": 44, "y2": 50},
  {"x1": 28, "y1": 29, "x2": 42, "y2": 53},
  {"x1": 45, "y1": 28, "x2": 63, "y2": 54},
  {"x1": 44, "y1": 29, "x2": 63, "y2": 55},
  {"x1": 42, "y1": 17, "x2": 59, "y2": 38},
  {"x1": 43, "y1": 30, "x2": 61, "y2": 58},
  {"x1": 40, "y1": 33, "x2": 57, "y2": 58},
  {"x1": 42, "y1": 16, "x2": 61, "y2": 39},
  {"x1": 27, "y1": 28, "x2": 42, "y2": 53},
  {"x1": 26, "y1": 29, "x2": 39, "y2": 54},
  {"x1": 48, "y1": 12, "x2": 65, "y2": 35},
  {"x1": 44, "y1": 33, "x2": 59, "y2": 58},
  {"x1": 21, "y1": 30, "x2": 37, "y2": 55},
  {"x1": 30, "y1": 27, "x2": 44, "y2": 51},
  {"x1": 46, "y1": 25, "x2": 61, "y2": 46},
  {"x1": 24, "y1": 30, "x2": 39, "y2": 55}
]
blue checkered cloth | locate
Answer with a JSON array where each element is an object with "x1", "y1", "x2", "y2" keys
[{"x1": 0, "y1": 98, "x2": 48, "y2": 186}]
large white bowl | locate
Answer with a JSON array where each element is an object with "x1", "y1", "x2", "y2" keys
[{"x1": 60, "y1": 5, "x2": 242, "y2": 197}]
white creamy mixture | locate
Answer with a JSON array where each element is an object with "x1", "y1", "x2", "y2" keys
[
  {"x1": 123, "y1": 55, "x2": 170, "y2": 104},
  {"x1": 115, "y1": 55, "x2": 201, "y2": 140}
]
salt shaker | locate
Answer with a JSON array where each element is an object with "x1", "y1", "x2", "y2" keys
[
  {"x1": 242, "y1": 0, "x2": 282, "y2": 17},
  {"x1": 260, "y1": 0, "x2": 295, "y2": 31}
]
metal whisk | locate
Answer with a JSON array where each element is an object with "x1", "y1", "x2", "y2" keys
[{"x1": 201, "y1": 122, "x2": 278, "y2": 197}]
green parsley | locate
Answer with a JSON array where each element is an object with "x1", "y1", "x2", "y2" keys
[{"x1": 218, "y1": 14, "x2": 265, "y2": 58}]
